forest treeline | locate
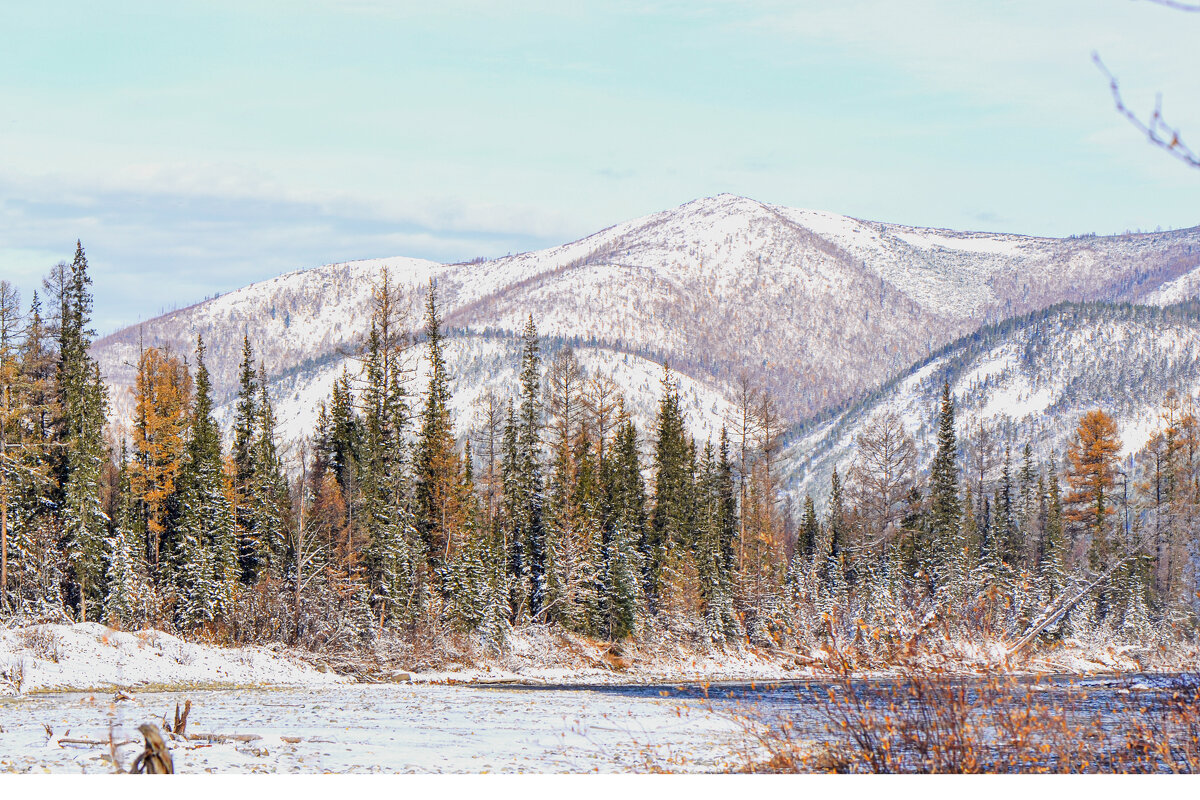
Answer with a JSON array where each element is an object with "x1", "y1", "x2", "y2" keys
[{"x1": 0, "y1": 245, "x2": 1196, "y2": 659}]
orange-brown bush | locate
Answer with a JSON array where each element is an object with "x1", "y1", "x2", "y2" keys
[{"x1": 744, "y1": 669, "x2": 1200, "y2": 773}]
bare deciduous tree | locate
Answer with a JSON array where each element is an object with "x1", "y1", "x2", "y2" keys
[{"x1": 847, "y1": 411, "x2": 917, "y2": 551}]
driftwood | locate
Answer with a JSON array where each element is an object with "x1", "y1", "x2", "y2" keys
[
  {"x1": 58, "y1": 737, "x2": 136, "y2": 747},
  {"x1": 166, "y1": 700, "x2": 191, "y2": 736},
  {"x1": 187, "y1": 732, "x2": 262, "y2": 743},
  {"x1": 131, "y1": 724, "x2": 174, "y2": 774}
]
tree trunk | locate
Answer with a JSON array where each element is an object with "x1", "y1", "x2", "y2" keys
[{"x1": 1, "y1": 465, "x2": 8, "y2": 601}]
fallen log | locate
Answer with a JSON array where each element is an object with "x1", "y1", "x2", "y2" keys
[
  {"x1": 186, "y1": 732, "x2": 262, "y2": 743},
  {"x1": 58, "y1": 737, "x2": 136, "y2": 747}
]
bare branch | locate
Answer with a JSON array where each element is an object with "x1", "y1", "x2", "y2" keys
[
  {"x1": 1142, "y1": 0, "x2": 1200, "y2": 11},
  {"x1": 1094, "y1": 52, "x2": 1200, "y2": 169}
]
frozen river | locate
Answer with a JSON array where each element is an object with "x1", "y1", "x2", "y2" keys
[
  {"x1": 0, "y1": 683, "x2": 757, "y2": 773},
  {"x1": 6, "y1": 674, "x2": 1189, "y2": 773}
]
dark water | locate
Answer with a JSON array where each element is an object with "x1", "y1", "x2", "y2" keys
[{"x1": 486, "y1": 671, "x2": 1200, "y2": 770}]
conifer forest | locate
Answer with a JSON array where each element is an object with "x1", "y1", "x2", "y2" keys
[{"x1": 2, "y1": 245, "x2": 1197, "y2": 675}]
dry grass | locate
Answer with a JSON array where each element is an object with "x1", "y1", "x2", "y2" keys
[
  {"x1": 740, "y1": 668, "x2": 1200, "y2": 773},
  {"x1": 16, "y1": 627, "x2": 61, "y2": 663}
]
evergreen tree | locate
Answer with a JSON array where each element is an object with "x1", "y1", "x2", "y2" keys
[
  {"x1": 250, "y1": 369, "x2": 289, "y2": 573},
  {"x1": 1040, "y1": 463, "x2": 1067, "y2": 597},
  {"x1": 1018, "y1": 442, "x2": 1037, "y2": 568},
  {"x1": 827, "y1": 467, "x2": 848, "y2": 570},
  {"x1": 696, "y1": 440, "x2": 737, "y2": 639},
  {"x1": 444, "y1": 440, "x2": 505, "y2": 639},
  {"x1": 648, "y1": 367, "x2": 692, "y2": 609},
  {"x1": 798, "y1": 495, "x2": 819, "y2": 562},
  {"x1": 174, "y1": 337, "x2": 238, "y2": 629},
  {"x1": 104, "y1": 445, "x2": 151, "y2": 628},
  {"x1": 413, "y1": 280, "x2": 465, "y2": 571},
  {"x1": 929, "y1": 382, "x2": 961, "y2": 586},
  {"x1": 355, "y1": 277, "x2": 423, "y2": 628},
  {"x1": 500, "y1": 400, "x2": 527, "y2": 620},
  {"x1": 57, "y1": 244, "x2": 109, "y2": 620},
  {"x1": 513, "y1": 316, "x2": 546, "y2": 617},
  {"x1": 231, "y1": 335, "x2": 262, "y2": 581},
  {"x1": 996, "y1": 445, "x2": 1018, "y2": 567},
  {"x1": 599, "y1": 417, "x2": 645, "y2": 638},
  {"x1": 717, "y1": 428, "x2": 739, "y2": 579}
]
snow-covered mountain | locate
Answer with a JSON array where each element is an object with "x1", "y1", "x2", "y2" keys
[
  {"x1": 783, "y1": 301, "x2": 1200, "y2": 503},
  {"x1": 92, "y1": 194, "x2": 1200, "y2": 457}
]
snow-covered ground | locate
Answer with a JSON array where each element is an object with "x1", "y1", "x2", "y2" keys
[
  {"x1": 396, "y1": 625, "x2": 806, "y2": 687},
  {"x1": 0, "y1": 623, "x2": 342, "y2": 696},
  {"x1": 0, "y1": 684, "x2": 755, "y2": 773}
]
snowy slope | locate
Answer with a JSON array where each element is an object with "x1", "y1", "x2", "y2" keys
[
  {"x1": 245, "y1": 333, "x2": 741, "y2": 467},
  {"x1": 782, "y1": 301, "x2": 1200, "y2": 503},
  {"x1": 0, "y1": 623, "x2": 342, "y2": 694},
  {"x1": 92, "y1": 194, "x2": 1200, "y2": 451}
]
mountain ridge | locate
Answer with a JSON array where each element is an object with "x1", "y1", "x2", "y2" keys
[{"x1": 91, "y1": 194, "x2": 1200, "y2": 470}]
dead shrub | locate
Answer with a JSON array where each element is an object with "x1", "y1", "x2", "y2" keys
[
  {"x1": 17, "y1": 627, "x2": 61, "y2": 663},
  {"x1": 743, "y1": 668, "x2": 1200, "y2": 773}
]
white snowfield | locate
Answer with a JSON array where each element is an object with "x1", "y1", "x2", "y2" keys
[
  {"x1": 0, "y1": 623, "x2": 344, "y2": 696},
  {"x1": 0, "y1": 684, "x2": 756, "y2": 773}
]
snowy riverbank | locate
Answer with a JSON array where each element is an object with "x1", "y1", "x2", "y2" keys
[
  {"x1": 2, "y1": 621, "x2": 1193, "y2": 697},
  {"x1": 0, "y1": 623, "x2": 344, "y2": 695},
  {"x1": 384, "y1": 625, "x2": 1200, "y2": 686}
]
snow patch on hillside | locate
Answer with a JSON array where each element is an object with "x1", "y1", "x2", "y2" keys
[
  {"x1": 887, "y1": 228, "x2": 1027, "y2": 256},
  {"x1": 982, "y1": 380, "x2": 1055, "y2": 420}
]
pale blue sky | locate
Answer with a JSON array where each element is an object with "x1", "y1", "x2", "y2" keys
[{"x1": 2, "y1": 0, "x2": 1198, "y2": 331}]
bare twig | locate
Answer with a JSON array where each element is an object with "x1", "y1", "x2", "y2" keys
[
  {"x1": 1094, "y1": 52, "x2": 1200, "y2": 169},
  {"x1": 1141, "y1": 0, "x2": 1200, "y2": 11}
]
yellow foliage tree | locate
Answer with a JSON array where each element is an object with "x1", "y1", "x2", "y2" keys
[{"x1": 129, "y1": 347, "x2": 192, "y2": 574}]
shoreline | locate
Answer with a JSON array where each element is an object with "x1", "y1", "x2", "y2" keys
[{"x1": 3, "y1": 621, "x2": 1195, "y2": 697}]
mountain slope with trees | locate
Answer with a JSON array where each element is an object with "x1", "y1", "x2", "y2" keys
[
  {"x1": 786, "y1": 300, "x2": 1200, "y2": 504},
  {"x1": 92, "y1": 195, "x2": 1200, "y2": 437}
]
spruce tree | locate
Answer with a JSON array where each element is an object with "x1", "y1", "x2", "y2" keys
[
  {"x1": 232, "y1": 335, "x2": 261, "y2": 581},
  {"x1": 566, "y1": 435, "x2": 604, "y2": 633},
  {"x1": 515, "y1": 316, "x2": 546, "y2": 617},
  {"x1": 250, "y1": 370, "x2": 289, "y2": 574},
  {"x1": 104, "y1": 445, "x2": 151, "y2": 628},
  {"x1": 798, "y1": 495, "x2": 819, "y2": 562},
  {"x1": 174, "y1": 337, "x2": 238, "y2": 629},
  {"x1": 1041, "y1": 463, "x2": 1067, "y2": 598},
  {"x1": 997, "y1": 445, "x2": 1018, "y2": 568},
  {"x1": 599, "y1": 417, "x2": 645, "y2": 638},
  {"x1": 929, "y1": 381, "x2": 961, "y2": 587},
  {"x1": 358, "y1": 311, "x2": 422, "y2": 626},
  {"x1": 56, "y1": 244, "x2": 109, "y2": 621},
  {"x1": 696, "y1": 440, "x2": 737, "y2": 639},
  {"x1": 413, "y1": 280, "x2": 463, "y2": 571},
  {"x1": 500, "y1": 400, "x2": 527, "y2": 620},
  {"x1": 648, "y1": 367, "x2": 692, "y2": 609}
]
